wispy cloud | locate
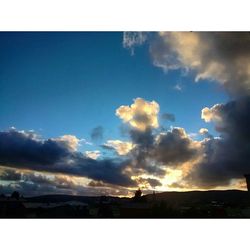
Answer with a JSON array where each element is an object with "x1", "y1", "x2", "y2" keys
[{"x1": 173, "y1": 83, "x2": 182, "y2": 91}]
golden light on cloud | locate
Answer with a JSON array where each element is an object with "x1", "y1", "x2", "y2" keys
[
  {"x1": 104, "y1": 140, "x2": 134, "y2": 156},
  {"x1": 156, "y1": 32, "x2": 229, "y2": 84},
  {"x1": 131, "y1": 169, "x2": 184, "y2": 191},
  {"x1": 131, "y1": 174, "x2": 161, "y2": 189},
  {"x1": 199, "y1": 128, "x2": 208, "y2": 135},
  {"x1": 201, "y1": 104, "x2": 223, "y2": 123},
  {"x1": 116, "y1": 98, "x2": 159, "y2": 131},
  {"x1": 85, "y1": 150, "x2": 101, "y2": 160},
  {"x1": 53, "y1": 134, "x2": 80, "y2": 151},
  {"x1": 160, "y1": 32, "x2": 203, "y2": 68},
  {"x1": 160, "y1": 169, "x2": 183, "y2": 187}
]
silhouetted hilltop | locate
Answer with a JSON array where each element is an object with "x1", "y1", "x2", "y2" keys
[
  {"x1": 1, "y1": 190, "x2": 250, "y2": 218},
  {"x1": 24, "y1": 189, "x2": 250, "y2": 206},
  {"x1": 26, "y1": 194, "x2": 129, "y2": 204},
  {"x1": 145, "y1": 190, "x2": 250, "y2": 206}
]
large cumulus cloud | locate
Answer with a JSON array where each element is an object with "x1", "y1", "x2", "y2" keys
[
  {"x1": 116, "y1": 98, "x2": 159, "y2": 131},
  {"x1": 153, "y1": 127, "x2": 200, "y2": 166},
  {"x1": 115, "y1": 98, "x2": 201, "y2": 181}
]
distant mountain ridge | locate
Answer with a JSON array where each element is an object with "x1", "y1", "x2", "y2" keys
[
  {"x1": 25, "y1": 190, "x2": 250, "y2": 206},
  {"x1": 145, "y1": 190, "x2": 250, "y2": 206}
]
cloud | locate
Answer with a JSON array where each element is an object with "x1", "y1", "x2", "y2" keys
[
  {"x1": 199, "y1": 128, "x2": 208, "y2": 135},
  {"x1": 53, "y1": 134, "x2": 81, "y2": 151},
  {"x1": 90, "y1": 126, "x2": 104, "y2": 141},
  {"x1": 0, "y1": 128, "x2": 135, "y2": 187},
  {"x1": 0, "y1": 173, "x2": 126, "y2": 197},
  {"x1": 132, "y1": 32, "x2": 250, "y2": 189},
  {"x1": 0, "y1": 168, "x2": 21, "y2": 181},
  {"x1": 135, "y1": 177, "x2": 162, "y2": 188},
  {"x1": 102, "y1": 140, "x2": 134, "y2": 156},
  {"x1": 120, "y1": 32, "x2": 250, "y2": 189},
  {"x1": 0, "y1": 166, "x2": 135, "y2": 197},
  {"x1": 161, "y1": 112, "x2": 175, "y2": 122},
  {"x1": 116, "y1": 98, "x2": 160, "y2": 131},
  {"x1": 122, "y1": 125, "x2": 200, "y2": 179},
  {"x1": 85, "y1": 150, "x2": 101, "y2": 160},
  {"x1": 115, "y1": 97, "x2": 201, "y2": 180},
  {"x1": 88, "y1": 180, "x2": 107, "y2": 187},
  {"x1": 153, "y1": 127, "x2": 201, "y2": 166},
  {"x1": 0, "y1": 168, "x2": 77, "y2": 196},
  {"x1": 183, "y1": 96, "x2": 250, "y2": 188},
  {"x1": 0, "y1": 128, "x2": 70, "y2": 167},
  {"x1": 2, "y1": 122, "x2": 197, "y2": 192},
  {"x1": 123, "y1": 32, "x2": 148, "y2": 55},
  {"x1": 151, "y1": 32, "x2": 250, "y2": 96},
  {"x1": 201, "y1": 104, "x2": 223, "y2": 123},
  {"x1": 173, "y1": 84, "x2": 182, "y2": 91}
]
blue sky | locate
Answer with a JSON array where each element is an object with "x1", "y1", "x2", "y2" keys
[
  {"x1": 0, "y1": 32, "x2": 228, "y2": 153},
  {"x1": 1, "y1": 32, "x2": 250, "y2": 195}
]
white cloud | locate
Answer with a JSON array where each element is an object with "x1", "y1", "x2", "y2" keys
[
  {"x1": 116, "y1": 97, "x2": 160, "y2": 131},
  {"x1": 53, "y1": 135, "x2": 80, "y2": 151},
  {"x1": 123, "y1": 32, "x2": 147, "y2": 55},
  {"x1": 199, "y1": 128, "x2": 208, "y2": 135},
  {"x1": 79, "y1": 138, "x2": 93, "y2": 146},
  {"x1": 173, "y1": 83, "x2": 182, "y2": 91},
  {"x1": 103, "y1": 140, "x2": 134, "y2": 156},
  {"x1": 201, "y1": 104, "x2": 223, "y2": 123},
  {"x1": 85, "y1": 150, "x2": 101, "y2": 160}
]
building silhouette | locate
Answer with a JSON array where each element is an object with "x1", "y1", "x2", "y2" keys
[{"x1": 244, "y1": 174, "x2": 250, "y2": 191}]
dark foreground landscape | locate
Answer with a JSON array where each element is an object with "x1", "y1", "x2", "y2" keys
[{"x1": 1, "y1": 190, "x2": 250, "y2": 218}]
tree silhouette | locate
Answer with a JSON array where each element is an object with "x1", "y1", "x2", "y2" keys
[{"x1": 133, "y1": 188, "x2": 142, "y2": 202}]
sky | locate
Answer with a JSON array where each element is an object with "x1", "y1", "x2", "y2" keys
[{"x1": 0, "y1": 32, "x2": 250, "y2": 197}]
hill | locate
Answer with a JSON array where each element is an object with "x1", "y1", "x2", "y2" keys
[{"x1": 145, "y1": 190, "x2": 250, "y2": 206}]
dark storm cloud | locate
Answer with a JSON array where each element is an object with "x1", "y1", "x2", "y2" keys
[
  {"x1": 153, "y1": 128, "x2": 199, "y2": 166},
  {"x1": 129, "y1": 128, "x2": 154, "y2": 149},
  {"x1": 0, "y1": 129, "x2": 135, "y2": 187},
  {"x1": 70, "y1": 155, "x2": 135, "y2": 186},
  {"x1": 128, "y1": 128, "x2": 164, "y2": 176},
  {"x1": 90, "y1": 126, "x2": 104, "y2": 141},
  {"x1": 126, "y1": 127, "x2": 199, "y2": 177},
  {"x1": 130, "y1": 127, "x2": 199, "y2": 166},
  {"x1": 185, "y1": 96, "x2": 250, "y2": 188},
  {"x1": 161, "y1": 113, "x2": 175, "y2": 122},
  {"x1": 0, "y1": 129, "x2": 70, "y2": 167}
]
